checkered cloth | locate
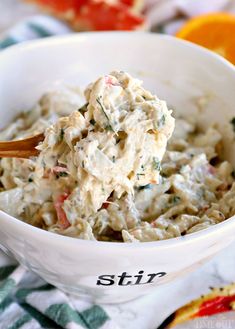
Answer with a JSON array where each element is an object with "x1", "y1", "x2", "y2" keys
[{"x1": 0, "y1": 259, "x2": 118, "y2": 329}]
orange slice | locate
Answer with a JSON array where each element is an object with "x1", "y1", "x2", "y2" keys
[{"x1": 176, "y1": 13, "x2": 235, "y2": 65}]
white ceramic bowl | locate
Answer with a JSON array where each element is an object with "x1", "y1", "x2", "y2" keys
[{"x1": 0, "y1": 32, "x2": 235, "y2": 304}]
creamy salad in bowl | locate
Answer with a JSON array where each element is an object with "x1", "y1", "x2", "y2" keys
[{"x1": 0, "y1": 71, "x2": 234, "y2": 243}]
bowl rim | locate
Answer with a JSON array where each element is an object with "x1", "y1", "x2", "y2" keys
[{"x1": 1, "y1": 31, "x2": 235, "y2": 250}]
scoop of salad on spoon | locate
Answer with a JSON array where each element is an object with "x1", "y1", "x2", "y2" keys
[{"x1": 0, "y1": 71, "x2": 175, "y2": 223}]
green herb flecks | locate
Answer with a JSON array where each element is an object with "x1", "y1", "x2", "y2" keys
[
  {"x1": 112, "y1": 156, "x2": 116, "y2": 163},
  {"x1": 59, "y1": 128, "x2": 65, "y2": 142},
  {"x1": 96, "y1": 96, "x2": 114, "y2": 132},
  {"x1": 58, "y1": 171, "x2": 68, "y2": 177},
  {"x1": 78, "y1": 103, "x2": 88, "y2": 115},
  {"x1": 152, "y1": 157, "x2": 161, "y2": 171},
  {"x1": 230, "y1": 117, "x2": 235, "y2": 132},
  {"x1": 159, "y1": 114, "x2": 166, "y2": 127},
  {"x1": 172, "y1": 195, "x2": 181, "y2": 205},
  {"x1": 154, "y1": 114, "x2": 166, "y2": 130},
  {"x1": 138, "y1": 184, "x2": 152, "y2": 191},
  {"x1": 137, "y1": 173, "x2": 145, "y2": 180},
  {"x1": 105, "y1": 125, "x2": 114, "y2": 131},
  {"x1": 90, "y1": 119, "x2": 96, "y2": 125},
  {"x1": 28, "y1": 177, "x2": 33, "y2": 183}
]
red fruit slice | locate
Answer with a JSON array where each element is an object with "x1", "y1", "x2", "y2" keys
[
  {"x1": 54, "y1": 192, "x2": 71, "y2": 229},
  {"x1": 197, "y1": 295, "x2": 235, "y2": 317},
  {"x1": 29, "y1": 0, "x2": 143, "y2": 12},
  {"x1": 73, "y1": 1, "x2": 145, "y2": 31},
  {"x1": 31, "y1": 0, "x2": 86, "y2": 13},
  {"x1": 119, "y1": 0, "x2": 143, "y2": 11},
  {"x1": 27, "y1": 0, "x2": 145, "y2": 31}
]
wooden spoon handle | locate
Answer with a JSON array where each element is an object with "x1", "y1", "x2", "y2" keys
[
  {"x1": 0, "y1": 133, "x2": 44, "y2": 158},
  {"x1": 0, "y1": 149, "x2": 40, "y2": 158}
]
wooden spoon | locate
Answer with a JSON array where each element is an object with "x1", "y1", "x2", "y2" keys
[{"x1": 0, "y1": 133, "x2": 44, "y2": 158}]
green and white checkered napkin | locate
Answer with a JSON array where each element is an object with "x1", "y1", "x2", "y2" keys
[
  {"x1": 0, "y1": 260, "x2": 118, "y2": 329},
  {"x1": 0, "y1": 16, "x2": 119, "y2": 329},
  {"x1": 0, "y1": 15, "x2": 71, "y2": 49}
]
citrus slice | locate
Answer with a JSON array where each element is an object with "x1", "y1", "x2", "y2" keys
[{"x1": 176, "y1": 13, "x2": 235, "y2": 64}]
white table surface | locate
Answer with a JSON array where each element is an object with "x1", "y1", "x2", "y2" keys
[{"x1": 106, "y1": 242, "x2": 235, "y2": 328}]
